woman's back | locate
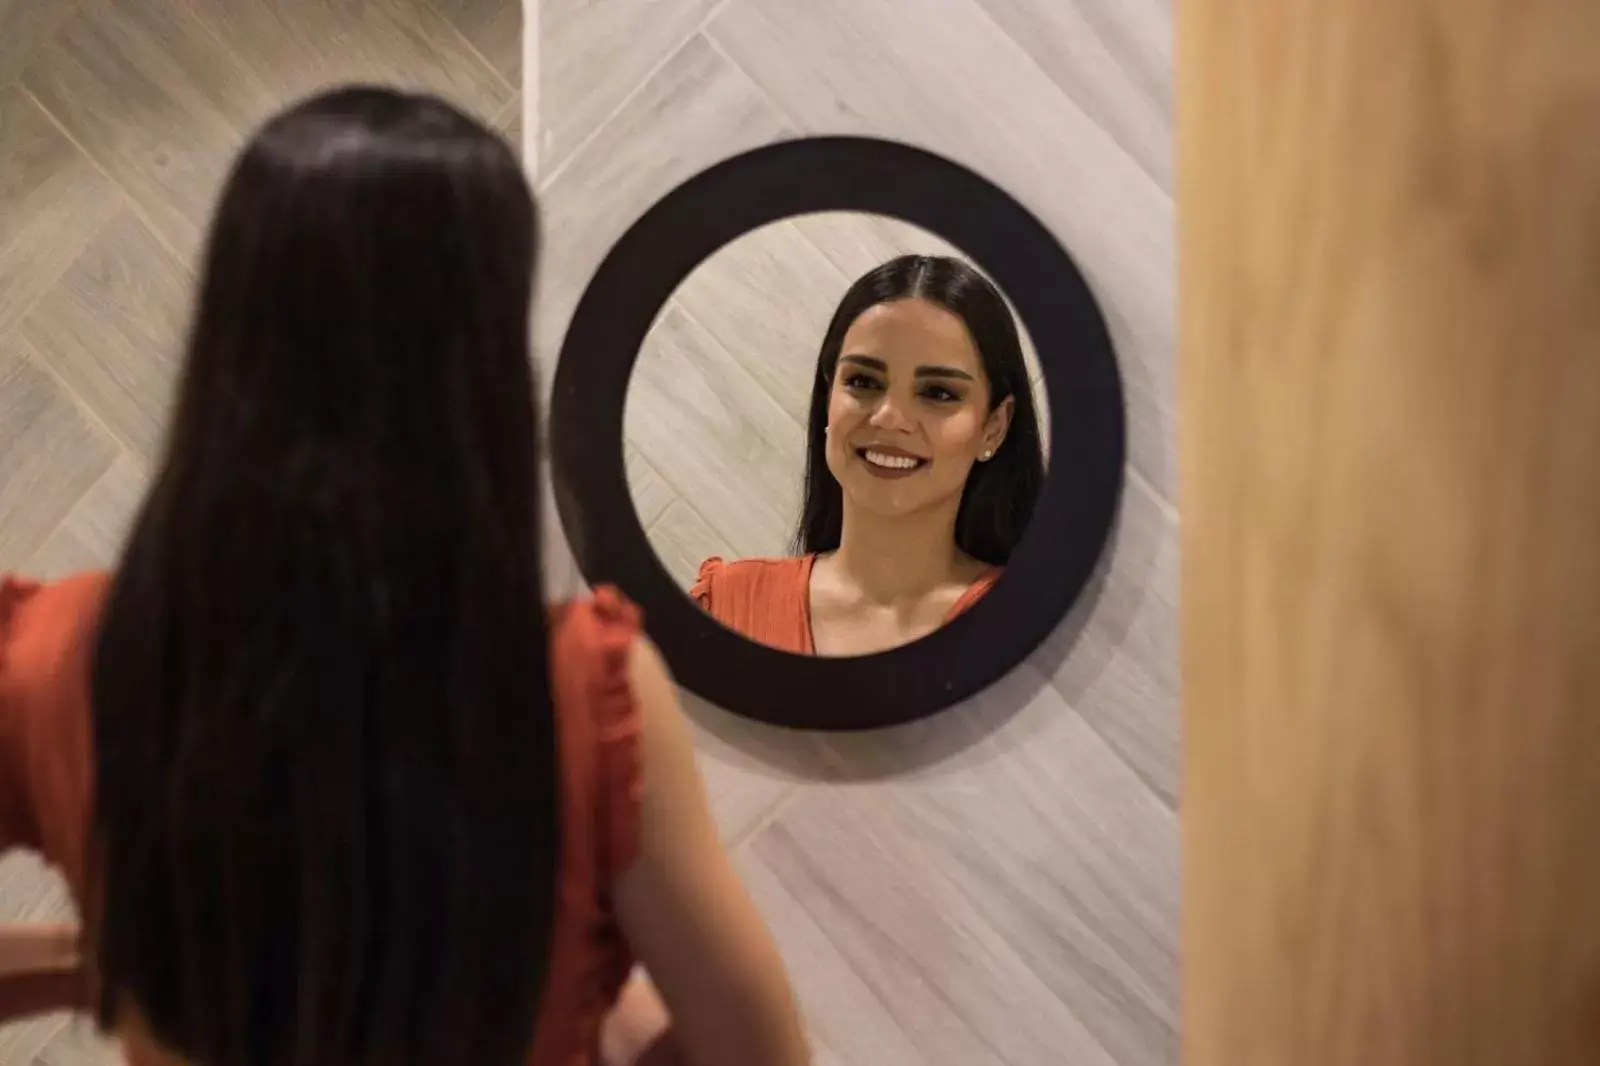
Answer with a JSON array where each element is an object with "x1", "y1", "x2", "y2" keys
[
  {"x1": 1, "y1": 86, "x2": 807, "y2": 1066},
  {"x1": 2, "y1": 575, "x2": 640, "y2": 1065}
]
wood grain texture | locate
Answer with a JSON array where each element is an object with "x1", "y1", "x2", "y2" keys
[
  {"x1": 533, "y1": 32, "x2": 791, "y2": 384},
  {"x1": 0, "y1": 346, "x2": 116, "y2": 570},
  {"x1": 175, "y1": 0, "x2": 510, "y2": 123},
  {"x1": 21, "y1": 0, "x2": 281, "y2": 262},
  {"x1": 538, "y1": 0, "x2": 722, "y2": 177},
  {"x1": 627, "y1": 301, "x2": 803, "y2": 558},
  {"x1": 974, "y1": 0, "x2": 1172, "y2": 192},
  {"x1": 18, "y1": 213, "x2": 187, "y2": 460},
  {"x1": 644, "y1": 498, "x2": 733, "y2": 591},
  {"x1": 0, "y1": 0, "x2": 78, "y2": 90},
  {"x1": 432, "y1": 0, "x2": 523, "y2": 87},
  {"x1": 0, "y1": 89, "x2": 119, "y2": 342},
  {"x1": 26, "y1": 452, "x2": 149, "y2": 579},
  {"x1": 1181, "y1": 2, "x2": 1600, "y2": 1064},
  {"x1": 666, "y1": 219, "x2": 850, "y2": 415},
  {"x1": 708, "y1": 0, "x2": 1175, "y2": 496},
  {"x1": 748, "y1": 669, "x2": 1178, "y2": 1066}
]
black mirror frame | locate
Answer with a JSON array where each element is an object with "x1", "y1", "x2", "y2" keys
[{"x1": 549, "y1": 136, "x2": 1124, "y2": 731}]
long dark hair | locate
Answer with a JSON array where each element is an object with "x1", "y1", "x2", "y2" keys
[
  {"x1": 89, "y1": 88, "x2": 551, "y2": 1066},
  {"x1": 795, "y1": 254, "x2": 1045, "y2": 565}
]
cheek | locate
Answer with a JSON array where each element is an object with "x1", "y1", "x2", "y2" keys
[
  {"x1": 824, "y1": 393, "x2": 857, "y2": 464},
  {"x1": 931, "y1": 407, "x2": 987, "y2": 460}
]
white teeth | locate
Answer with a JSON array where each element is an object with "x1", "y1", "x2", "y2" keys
[{"x1": 863, "y1": 450, "x2": 921, "y2": 470}]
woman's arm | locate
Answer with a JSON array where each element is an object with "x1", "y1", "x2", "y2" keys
[
  {"x1": 600, "y1": 969, "x2": 680, "y2": 1066},
  {"x1": 0, "y1": 923, "x2": 78, "y2": 976},
  {"x1": 0, "y1": 923, "x2": 84, "y2": 1021},
  {"x1": 610, "y1": 638, "x2": 810, "y2": 1066}
]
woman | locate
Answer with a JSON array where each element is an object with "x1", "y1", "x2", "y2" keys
[
  {"x1": 0, "y1": 88, "x2": 808, "y2": 1066},
  {"x1": 693, "y1": 255, "x2": 1045, "y2": 657}
]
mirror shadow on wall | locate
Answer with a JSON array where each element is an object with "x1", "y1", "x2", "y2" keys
[{"x1": 625, "y1": 213, "x2": 1050, "y2": 658}]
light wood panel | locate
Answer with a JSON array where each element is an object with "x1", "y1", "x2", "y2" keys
[{"x1": 1181, "y1": 2, "x2": 1600, "y2": 1064}]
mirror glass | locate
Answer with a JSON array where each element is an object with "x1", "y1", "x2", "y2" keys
[{"x1": 624, "y1": 212, "x2": 1048, "y2": 657}]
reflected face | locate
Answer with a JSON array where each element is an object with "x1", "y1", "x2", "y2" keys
[{"x1": 824, "y1": 298, "x2": 1012, "y2": 519}]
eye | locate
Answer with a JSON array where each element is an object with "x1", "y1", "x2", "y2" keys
[
  {"x1": 842, "y1": 373, "x2": 882, "y2": 391},
  {"x1": 920, "y1": 383, "x2": 963, "y2": 403}
]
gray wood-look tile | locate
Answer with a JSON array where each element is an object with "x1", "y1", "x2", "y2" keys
[
  {"x1": 644, "y1": 498, "x2": 734, "y2": 591},
  {"x1": 741, "y1": 677, "x2": 1177, "y2": 1065},
  {"x1": 538, "y1": 0, "x2": 723, "y2": 177},
  {"x1": 0, "y1": 345, "x2": 116, "y2": 571},
  {"x1": 176, "y1": 0, "x2": 511, "y2": 123},
  {"x1": 0, "y1": 0, "x2": 79, "y2": 90},
  {"x1": 494, "y1": 91, "x2": 523, "y2": 158},
  {"x1": 30, "y1": 1020, "x2": 116, "y2": 1066},
  {"x1": 668, "y1": 219, "x2": 850, "y2": 417},
  {"x1": 1046, "y1": 474, "x2": 1180, "y2": 805},
  {"x1": 974, "y1": 0, "x2": 1173, "y2": 192},
  {"x1": 0, "y1": 89, "x2": 120, "y2": 342},
  {"x1": 0, "y1": 850, "x2": 75, "y2": 1066},
  {"x1": 433, "y1": 0, "x2": 523, "y2": 88},
  {"x1": 790, "y1": 213, "x2": 963, "y2": 283},
  {"x1": 25, "y1": 452, "x2": 150, "y2": 579},
  {"x1": 533, "y1": 31, "x2": 791, "y2": 389},
  {"x1": 18, "y1": 213, "x2": 187, "y2": 461},
  {"x1": 629, "y1": 301, "x2": 803, "y2": 559},
  {"x1": 625, "y1": 444, "x2": 676, "y2": 530},
  {"x1": 21, "y1": 0, "x2": 281, "y2": 262},
  {"x1": 707, "y1": 0, "x2": 1175, "y2": 499}
]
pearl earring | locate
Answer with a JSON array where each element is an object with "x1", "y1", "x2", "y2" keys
[{"x1": 981, "y1": 449, "x2": 994, "y2": 461}]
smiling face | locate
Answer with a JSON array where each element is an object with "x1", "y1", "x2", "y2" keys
[{"x1": 823, "y1": 298, "x2": 1013, "y2": 521}]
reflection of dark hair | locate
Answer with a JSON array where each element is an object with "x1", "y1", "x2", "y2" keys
[
  {"x1": 90, "y1": 88, "x2": 552, "y2": 1066},
  {"x1": 795, "y1": 254, "x2": 1045, "y2": 565}
]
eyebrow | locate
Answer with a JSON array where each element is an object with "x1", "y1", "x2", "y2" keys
[{"x1": 839, "y1": 354, "x2": 976, "y2": 381}]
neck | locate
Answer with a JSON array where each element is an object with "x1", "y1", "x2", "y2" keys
[{"x1": 829, "y1": 499, "x2": 969, "y2": 603}]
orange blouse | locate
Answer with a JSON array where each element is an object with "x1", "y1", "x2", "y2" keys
[
  {"x1": 0, "y1": 573, "x2": 644, "y2": 1066},
  {"x1": 691, "y1": 553, "x2": 1000, "y2": 654}
]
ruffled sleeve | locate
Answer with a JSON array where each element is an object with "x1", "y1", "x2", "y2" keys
[
  {"x1": 585, "y1": 586, "x2": 644, "y2": 885},
  {"x1": 0, "y1": 576, "x2": 43, "y2": 853},
  {"x1": 0, "y1": 573, "x2": 103, "y2": 1024},
  {"x1": 0, "y1": 572, "x2": 105, "y2": 873},
  {"x1": 689, "y1": 557, "x2": 724, "y2": 612}
]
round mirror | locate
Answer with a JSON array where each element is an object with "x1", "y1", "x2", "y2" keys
[
  {"x1": 628, "y1": 213, "x2": 1050, "y2": 658},
  {"x1": 550, "y1": 137, "x2": 1123, "y2": 729}
]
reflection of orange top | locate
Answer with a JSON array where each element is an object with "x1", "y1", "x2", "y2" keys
[
  {"x1": 0, "y1": 572, "x2": 643, "y2": 1066},
  {"x1": 691, "y1": 554, "x2": 1000, "y2": 654}
]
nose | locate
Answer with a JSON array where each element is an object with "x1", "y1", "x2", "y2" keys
[{"x1": 867, "y1": 394, "x2": 915, "y2": 433}]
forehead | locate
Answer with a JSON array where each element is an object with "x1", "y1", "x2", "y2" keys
[{"x1": 840, "y1": 298, "x2": 981, "y2": 372}]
